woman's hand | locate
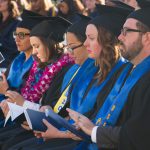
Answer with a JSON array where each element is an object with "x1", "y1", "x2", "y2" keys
[
  {"x1": 21, "y1": 121, "x2": 31, "y2": 131},
  {"x1": 40, "y1": 119, "x2": 63, "y2": 140},
  {"x1": 67, "y1": 108, "x2": 95, "y2": 136},
  {"x1": 5, "y1": 90, "x2": 25, "y2": 106},
  {"x1": 34, "y1": 131, "x2": 43, "y2": 139},
  {"x1": 34, "y1": 119, "x2": 75, "y2": 141},
  {"x1": 0, "y1": 73, "x2": 9, "y2": 94}
]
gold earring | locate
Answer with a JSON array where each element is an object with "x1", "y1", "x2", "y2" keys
[{"x1": 95, "y1": 59, "x2": 99, "y2": 66}]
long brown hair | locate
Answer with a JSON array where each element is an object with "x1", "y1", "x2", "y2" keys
[
  {"x1": 95, "y1": 26, "x2": 121, "y2": 84},
  {"x1": 34, "y1": 36, "x2": 63, "y2": 69}
]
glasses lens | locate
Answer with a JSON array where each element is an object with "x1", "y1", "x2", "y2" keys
[
  {"x1": 18, "y1": 32, "x2": 25, "y2": 39},
  {"x1": 13, "y1": 32, "x2": 30, "y2": 39},
  {"x1": 67, "y1": 43, "x2": 83, "y2": 53}
]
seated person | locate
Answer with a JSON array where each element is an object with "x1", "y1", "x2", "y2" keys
[
  {"x1": 4, "y1": 5, "x2": 134, "y2": 150},
  {"x1": 0, "y1": 9, "x2": 46, "y2": 103},
  {"x1": 1, "y1": 16, "x2": 73, "y2": 109},
  {"x1": 0, "y1": 0, "x2": 20, "y2": 68}
]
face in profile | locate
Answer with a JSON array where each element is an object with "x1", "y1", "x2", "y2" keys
[
  {"x1": 84, "y1": 24, "x2": 102, "y2": 59},
  {"x1": 14, "y1": 27, "x2": 31, "y2": 52},
  {"x1": 118, "y1": 18, "x2": 143, "y2": 61},
  {"x1": 30, "y1": 36, "x2": 49, "y2": 63},
  {"x1": 66, "y1": 32, "x2": 88, "y2": 65}
]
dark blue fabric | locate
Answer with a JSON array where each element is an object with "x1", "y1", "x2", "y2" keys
[
  {"x1": 7, "y1": 53, "x2": 33, "y2": 89},
  {"x1": 0, "y1": 53, "x2": 33, "y2": 101},
  {"x1": 0, "y1": 19, "x2": 20, "y2": 68},
  {"x1": 70, "y1": 57, "x2": 127, "y2": 115},
  {"x1": 93, "y1": 62, "x2": 133, "y2": 125},
  {"x1": 101, "y1": 56, "x2": 150, "y2": 126},
  {"x1": 57, "y1": 58, "x2": 94, "y2": 113},
  {"x1": 81, "y1": 56, "x2": 150, "y2": 150}
]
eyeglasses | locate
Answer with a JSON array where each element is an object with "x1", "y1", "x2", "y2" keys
[
  {"x1": 121, "y1": 27, "x2": 144, "y2": 36},
  {"x1": 66, "y1": 43, "x2": 83, "y2": 53},
  {"x1": 13, "y1": 31, "x2": 30, "y2": 40}
]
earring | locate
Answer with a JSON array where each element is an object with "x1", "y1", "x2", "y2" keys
[{"x1": 95, "y1": 59, "x2": 99, "y2": 66}]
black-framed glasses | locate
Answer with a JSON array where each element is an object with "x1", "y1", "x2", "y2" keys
[
  {"x1": 66, "y1": 43, "x2": 83, "y2": 53},
  {"x1": 121, "y1": 27, "x2": 144, "y2": 36},
  {"x1": 13, "y1": 31, "x2": 30, "y2": 40}
]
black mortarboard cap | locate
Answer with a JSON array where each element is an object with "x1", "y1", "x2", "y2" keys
[
  {"x1": 110, "y1": 0, "x2": 134, "y2": 10},
  {"x1": 30, "y1": 16, "x2": 72, "y2": 42},
  {"x1": 67, "y1": 14, "x2": 91, "y2": 40},
  {"x1": 89, "y1": 4, "x2": 133, "y2": 36},
  {"x1": 127, "y1": 0, "x2": 150, "y2": 29},
  {"x1": 17, "y1": 9, "x2": 50, "y2": 30}
]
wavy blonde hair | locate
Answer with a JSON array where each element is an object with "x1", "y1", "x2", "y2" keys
[
  {"x1": 95, "y1": 26, "x2": 121, "y2": 84},
  {"x1": 8, "y1": 0, "x2": 20, "y2": 18},
  {"x1": 26, "y1": 0, "x2": 53, "y2": 10}
]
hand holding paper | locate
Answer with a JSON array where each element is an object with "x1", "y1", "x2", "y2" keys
[{"x1": 5, "y1": 91, "x2": 25, "y2": 106}]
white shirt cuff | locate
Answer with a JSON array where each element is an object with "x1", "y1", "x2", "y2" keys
[
  {"x1": 23, "y1": 100, "x2": 41, "y2": 111},
  {"x1": 91, "y1": 126, "x2": 99, "y2": 143}
]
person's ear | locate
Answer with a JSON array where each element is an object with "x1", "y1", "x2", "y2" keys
[{"x1": 142, "y1": 32, "x2": 150, "y2": 46}]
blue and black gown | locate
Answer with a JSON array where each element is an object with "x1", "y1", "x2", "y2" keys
[{"x1": 5, "y1": 60, "x2": 133, "y2": 150}]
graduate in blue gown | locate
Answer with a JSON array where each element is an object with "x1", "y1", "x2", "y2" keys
[
  {"x1": 0, "y1": 14, "x2": 92, "y2": 150},
  {"x1": 0, "y1": 9, "x2": 48, "y2": 102},
  {"x1": 13, "y1": 5, "x2": 134, "y2": 150},
  {"x1": 0, "y1": 0, "x2": 20, "y2": 68},
  {"x1": 68, "y1": 3, "x2": 150, "y2": 150}
]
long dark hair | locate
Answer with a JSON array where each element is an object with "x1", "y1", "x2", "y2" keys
[
  {"x1": 33, "y1": 36, "x2": 63, "y2": 69},
  {"x1": 57, "y1": 0, "x2": 78, "y2": 17}
]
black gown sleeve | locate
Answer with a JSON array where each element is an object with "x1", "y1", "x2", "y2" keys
[
  {"x1": 96, "y1": 126, "x2": 121, "y2": 149},
  {"x1": 94, "y1": 71, "x2": 150, "y2": 150},
  {"x1": 119, "y1": 72, "x2": 150, "y2": 150},
  {"x1": 41, "y1": 64, "x2": 72, "y2": 107}
]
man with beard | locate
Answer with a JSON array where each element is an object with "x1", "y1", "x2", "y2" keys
[{"x1": 67, "y1": 3, "x2": 150, "y2": 150}]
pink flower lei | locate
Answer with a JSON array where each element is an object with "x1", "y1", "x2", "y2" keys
[{"x1": 21, "y1": 54, "x2": 74, "y2": 102}]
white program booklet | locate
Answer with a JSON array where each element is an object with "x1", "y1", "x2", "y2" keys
[{"x1": 4, "y1": 102, "x2": 33, "y2": 129}]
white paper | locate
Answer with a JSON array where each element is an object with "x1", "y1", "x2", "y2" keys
[
  {"x1": 24, "y1": 109, "x2": 32, "y2": 130},
  {"x1": 7, "y1": 102, "x2": 24, "y2": 121},
  {"x1": 4, "y1": 110, "x2": 11, "y2": 127}
]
